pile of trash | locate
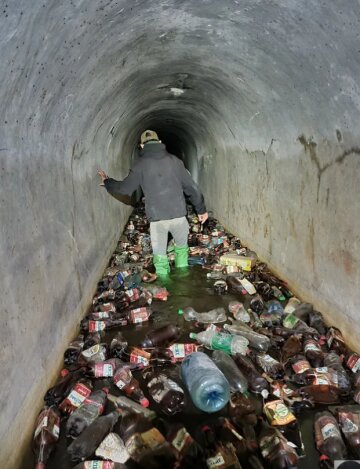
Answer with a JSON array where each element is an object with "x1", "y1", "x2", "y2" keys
[{"x1": 32, "y1": 202, "x2": 360, "y2": 469}]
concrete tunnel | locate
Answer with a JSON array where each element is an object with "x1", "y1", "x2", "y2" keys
[{"x1": 1, "y1": 0, "x2": 360, "y2": 466}]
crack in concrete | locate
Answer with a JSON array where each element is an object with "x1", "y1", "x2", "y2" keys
[{"x1": 298, "y1": 135, "x2": 360, "y2": 203}]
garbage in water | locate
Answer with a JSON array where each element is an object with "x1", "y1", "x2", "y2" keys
[{"x1": 31, "y1": 202, "x2": 360, "y2": 468}]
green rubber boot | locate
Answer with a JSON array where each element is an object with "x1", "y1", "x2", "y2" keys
[
  {"x1": 153, "y1": 254, "x2": 170, "y2": 276},
  {"x1": 175, "y1": 246, "x2": 189, "y2": 268}
]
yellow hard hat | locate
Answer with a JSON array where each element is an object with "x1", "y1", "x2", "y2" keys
[{"x1": 140, "y1": 130, "x2": 159, "y2": 145}]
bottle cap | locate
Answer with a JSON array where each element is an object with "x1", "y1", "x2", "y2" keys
[
  {"x1": 102, "y1": 387, "x2": 110, "y2": 394},
  {"x1": 140, "y1": 398, "x2": 150, "y2": 408},
  {"x1": 261, "y1": 389, "x2": 269, "y2": 399},
  {"x1": 60, "y1": 369, "x2": 70, "y2": 377},
  {"x1": 189, "y1": 333, "x2": 196, "y2": 339},
  {"x1": 178, "y1": 309, "x2": 184, "y2": 315}
]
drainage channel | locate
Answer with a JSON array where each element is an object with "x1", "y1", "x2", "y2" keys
[{"x1": 30, "y1": 205, "x2": 358, "y2": 469}]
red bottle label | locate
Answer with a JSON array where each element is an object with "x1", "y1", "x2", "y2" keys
[
  {"x1": 125, "y1": 288, "x2": 140, "y2": 302},
  {"x1": 61, "y1": 382, "x2": 91, "y2": 409},
  {"x1": 88, "y1": 320, "x2": 106, "y2": 332},
  {"x1": 130, "y1": 308, "x2": 150, "y2": 323},
  {"x1": 346, "y1": 354, "x2": 360, "y2": 373},
  {"x1": 292, "y1": 359, "x2": 311, "y2": 374}
]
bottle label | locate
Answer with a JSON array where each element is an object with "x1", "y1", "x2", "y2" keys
[
  {"x1": 327, "y1": 328, "x2": 344, "y2": 348},
  {"x1": 126, "y1": 288, "x2": 140, "y2": 302},
  {"x1": 260, "y1": 435, "x2": 281, "y2": 458},
  {"x1": 64, "y1": 382, "x2": 91, "y2": 408},
  {"x1": 88, "y1": 320, "x2": 107, "y2": 332},
  {"x1": 321, "y1": 422, "x2": 341, "y2": 440},
  {"x1": 130, "y1": 308, "x2": 150, "y2": 324},
  {"x1": 353, "y1": 388, "x2": 360, "y2": 404},
  {"x1": 94, "y1": 363, "x2": 114, "y2": 378},
  {"x1": 292, "y1": 359, "x2": 311, "y2": 374},
  {"x1": 272, "y1": 382, "x2": 293, "y2": 398},
  {"x1": 338, "y1": 411, "x2": 359, "y2": 433},
  {"x1": 147, "y1": 375, "x2": 184, "y2": 403},
  {"x1": 304, "y1": 340, "x2": 321, "y2": 352},
  {"x1": 34, "y1": 412, "x2": 60, "y2": 439},
  {"x1": 171, "y1": 427, "x2": 193, "y2": 453},
  {"x1": 140, "y1": 427, "x2": 166, "y2": 449},
  {"x1": 283, "y1": 314, "x2": 299, "y2": 329},
  {"x1": 264, "y1": 399, "x2": 296, "y2": 426},
  {"x1": 114, "y1": 368, "x2": 131, "y2": 389},
  {"x1": 313, "y1": 368, "x2": 337, "y2": 386},
  {"x1": 169, "y1": 343, "x2": 198, "y2": 361},
  {"x1": 129, "y1": 348, "x2": 151, "y2": 366},
  {"x1": 346, "y1": 354, "x2": 360, "y2": 373},
  {"x1": 91, "y1": 311, "x2": 110, "y2": 319},
  {"x1": 82, "y1": 344, "x2": 100, "y2": 358},
  {"x1": 206, "y1": 453, "x2": 226, "y2": 468},
  {"x1": 84, "y1": 462, "x2": 115, "y2": 469},
  {"x1": 97, "y1": 302, "x2": 116, "y2": 312}
]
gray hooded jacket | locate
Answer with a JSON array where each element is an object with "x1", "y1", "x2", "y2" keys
[{"x1": 104, "y1": 142, "x2": 206, "y2": 221}]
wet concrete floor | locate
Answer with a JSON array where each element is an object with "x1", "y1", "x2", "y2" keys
[{"x1": 22, "y1": 260, "x2": 329, "y2": 469}]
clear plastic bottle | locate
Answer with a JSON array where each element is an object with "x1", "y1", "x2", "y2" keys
[
  {"x1": 178, "y1": 306, "x2": 227, "y2": 323},
  {"x1": 189, "y1": 329, "x2": 248, "y2": 355},
  {"x1": 181, "y1": 352, "x2": 230, "y2": 413},
  {"x1": 224, "y1": 319, "x2": 270, "y2": 352},
  {"x1": 228, "y1": 301, "x2": 251, "y2": 322},
  {"x1": 211, "y1": 350, "x2": 248, "y2": 393}
]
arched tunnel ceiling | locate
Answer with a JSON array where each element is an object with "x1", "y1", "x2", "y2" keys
[{"x1": 2, "y1": 0, "x2": 360, "y2": 162}]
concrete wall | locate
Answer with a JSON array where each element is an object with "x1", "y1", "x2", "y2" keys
[{"x1": 1, "y1": 1, "x2": 360, "y2": 467}]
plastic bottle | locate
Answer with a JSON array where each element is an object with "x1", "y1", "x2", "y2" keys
[
  {"x1": 267, "y1": 300, "x2": 285, "y2": 316},
  {"x1": 262, "y1": 390, "x2": 304, "y2": 456},
  {"x1": 143, "y1": 369, "x2": 186, "y2": 415},
  {"x1": 117, "y1": 409, "x2": 171, "y2": 464},
  {"x1": 86, "y1": 358, "x2": 123, "y2": 378},
  {"x1": 67, "y1": 410, "x2": 119, "y2": 462},
  {"x1": 336, "y1": 406, "x2": 360, "y2": 458},
  {"x1": 228, "y1": 301, "x2": 251, "y2": 322},
  {"x1": 326, "y1": 327, "x2": 348, "y2": 355},
  {"x1": 64, "y1": 334, "x2": 85, "y2": 365},
  {"x1": 303, "y1": 338, "x2": 324, "y2": 367},
  {"x1": 281, "y1": 335, "x2": 303, "y2": 362},
  {"x1": 44, "y1": 369, "x2": 78, "y2": 406},
  {"x1": 32, "y1": 406, "x2": 60, "y2": 469},
  {"x1": 197, "y1": 424, "x2": 241, "y2": 469},
  {"x1": 295, "y1": 384, "x2": 342, "y2": 404},
  {"x1": 211, "y1": 350, "x2": 248, "y2": 393},
  {"x1": 110, "y1": 332, "x2": 128, "y2": 358},
  {"x1": 178, "y1": 306, "x2": 227, "y2": 323},
  {"x1": 233, "y1": 355, "x2": 269, "y2": 394},
  {"x1": 140, "y1": 324, "x2": 180, "y2": 348},
  {"x1": 309, "y1": 310, "x2": 327, "y2": 335},
  {"x1": 252, "y1": 352, "x2": 284, "y2": 380},
  {"x1": 314, "y1": 411, "x2": 347, "y2": 460},
  {"x1": 258, "y1": 418, "x2": 299, "y2": 469},
  {"x1": 59, "y1": 378, "x2": 93, "y2": 414},
  {"x1": 239, "y1": 277, "x2": 257, "y2": 295},
  {"x1": 83, "y1": 332, "x2": 102, "y2": 350},
  {"x1": 80, "y1": 343, "x2": 109, "y2": 364},
  {"x1": 229, "y1": 391, "x2": 257, "y2": 428},
  {"x1": 160, "y1": 421, "x2": 204, "y2": 467},
  {"x1": 81, "y1": 315, "x2": 128, "y2": 333},
  {"x1": 250, "y1": 294, "x2": 265, "y2": 312},
  {"x1": 224, "y1": 319, "x2": 270, "y2": 352},
  {"x1": 344, "y1": 352, "x2": 360, "y2": 373},
  {"x1": 207, "y1": 271, "x2": 227, "y2": 280},
  {"x1": 65, "y1": 388, "x2": 109, "y2": 438},
  {"x1": 167, "y1": 343, "x2": 199, "y2": 362},
  {"x1": 113, "y1": 364, "x2": 149, "y2": 407},
  {"x1": 181, "y1": 352, "x2": 230, "y2": 413},
  {"x1": 226, "y1": 276, "x2": 247, "y2": 295},
  {"x1": 189, "y1": 329, "x2": 248, "y2": 355},
  {"x1": 284, "y1": 297, "x2": 301, "y2": 314}
]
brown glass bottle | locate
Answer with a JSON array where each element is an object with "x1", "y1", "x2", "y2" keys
[{"x1": 143, "y1": 369, "x2": 185, "y2": 415}]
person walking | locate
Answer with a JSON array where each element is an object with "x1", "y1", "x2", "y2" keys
[{"x1": 97, "y1": 130, "x2": 208, "y2": 276}]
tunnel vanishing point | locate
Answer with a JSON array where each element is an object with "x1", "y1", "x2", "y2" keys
[{"x1": 1, "y1": 1, "x2": 360, "y2": 467}]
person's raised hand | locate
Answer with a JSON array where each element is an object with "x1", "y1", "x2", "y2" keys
[
  {"x1": 97, "y1": 169, "x2": 108, "y2": 186},
  {"x1": 198, "y1": 212, "x2": 209, "y2": 224}
]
